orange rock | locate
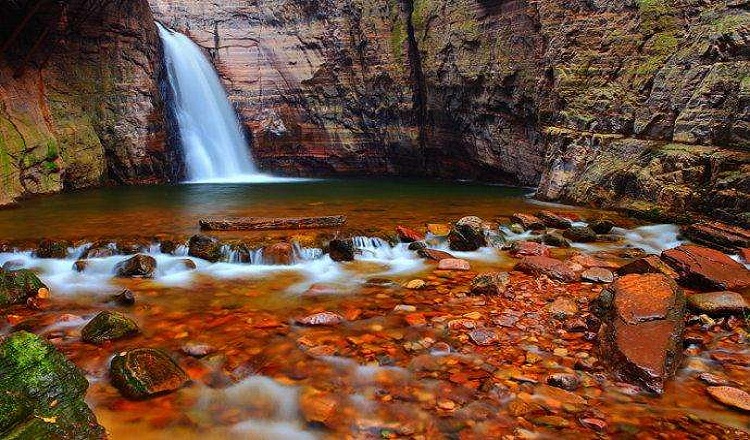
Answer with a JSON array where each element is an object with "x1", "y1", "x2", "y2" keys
[
  {"x1": 515, "y1": 256, "x2": 578, "y2": 282},
  {"x1": 617, "y1": 255, "x2": 678, "y2": 278},
  {"x1": 262, "y1": 242, "x2": 294, "y2": 265},
  {"x1": 510, "y1": 213, "x2": 545, "y2": 230},
  {"x1": 662, "y1": 245, "x2": 750, "y2": 290},
  {"x1": 405, "y1": 313, "x2": 427, "y2": 326},
  {"x1": 396, "y1": 225, "x2": 423, "y2": 242}
]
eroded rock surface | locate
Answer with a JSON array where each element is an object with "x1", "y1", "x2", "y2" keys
[
  {"x1": 593, "y1": 274, "x2": 685, "y2": 394},
  {"x1": 661, "y1": 245, "x2": 750, "y2": 291}
]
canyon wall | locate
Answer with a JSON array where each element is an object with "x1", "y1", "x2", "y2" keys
[
  {"x1": 0, "y1": 0, "x2": 747, "y2": 224},
  {"x1": 151, "y1": 0, "x2": 749, "y2": 223},
  {"x1": 0, "y1": 0, "x2": 178, "y2": 206}
]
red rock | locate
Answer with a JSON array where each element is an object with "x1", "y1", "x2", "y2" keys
[
  {"x1": 510, "y1": 213, "x2": 545, "y2": 230},
  {"x1": 593, "y1": 274, "x2": 685, "y2": 394},
  {"x1": 417, "y1": 248, "x2": 455, "y2": 261},
  {"x1": 580, "y1": 418, "x2": 607, "y2": 432},
  {"x1": 617, "y1": 255, "x2": 678, "y2": 278},
  {"x1": 536, "y1": 210, "x2": 573, "y2": 229},
  {"x1": 262, "y1": 242, "x2": 294, "y2": 265},
  {"x1": 661, "y1": 245, "x2": 750, "y2": 290},
  {"x1": 295, "y1": 311, "x2": 345, "y2": 326},
  {"x1": 509, "y1": 241, "x2": 551, "y2": 258},
  {"x1": 437, "y1": 258, "x2": 471, "y2": 271},
  {"x1": 396, "y1": 225, "x2": 423, "y2": 243},
  {"x1": 740, "y1": 248, "x2": 750, "y2": 263},
  {"x1": 515, "y1": 256, "x2": 578, "y2": 282},
  {"x1": 682, "y1": 221, "x2": 750, "y2": 254},
  {"x1": 568, "y1": 253, "x2": 619, "y2": 269}
]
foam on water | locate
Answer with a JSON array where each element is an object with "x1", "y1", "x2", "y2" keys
[{"x1": 612, "y1": 224, "x2": 684, "y2": 254}]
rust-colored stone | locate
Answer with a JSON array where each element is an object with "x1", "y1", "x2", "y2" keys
[
  {"x1": 510, "y1": 241, "x2": 550, "y2": 258},
  {"x1": 515, "y1": 256, "x2": 578, "y2": 282},
  {"x1": 661, "y1": 245, "x2": 750, "y2": 290},
  {"x1": 396, "y1": 225, "x2": 423, "y2": 243}
]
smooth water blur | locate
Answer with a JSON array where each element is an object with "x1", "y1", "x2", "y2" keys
[
  {"x1": 158, "y1": 23, "x2": 262, "y2": 182},
  {"x1": 0, "y1": 179, "x2": 560, "y2": 240}
]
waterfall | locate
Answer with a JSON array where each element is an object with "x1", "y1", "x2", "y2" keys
[{"x1": 157, "y1": 23, "x2": 261, "y2": 183}]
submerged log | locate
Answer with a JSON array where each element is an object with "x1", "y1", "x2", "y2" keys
[{"x1": 199, "y1": 215, "x2": 346, "y2": 231}]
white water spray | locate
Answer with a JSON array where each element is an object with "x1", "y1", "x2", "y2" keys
[{"x1": 158, "y1": 23, "x2": 291, "y2": 183}]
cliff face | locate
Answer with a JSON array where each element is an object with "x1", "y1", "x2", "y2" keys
[
  {"x1": 151, "y1": 0, "x2": 749, "y2": 222},
  {"x1": 0, "y1": 0, "x2": 747, "y2": 223},
  {"x1": 0, "y1": 0, "x2": 177, "y2": 206}
]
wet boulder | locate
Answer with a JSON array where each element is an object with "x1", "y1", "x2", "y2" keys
[
  {"x1": 536, "y1": 211, "x2": 572, "y2": 229},
  {"x1": 539, "y1": 232, "x2": 571, "y2": 248},
  {"x1": 510, "y1": 213, "x2": 545, "y2": 230},
  {"x1": 73, "y1": 260, "x2": 88, "y2": 272},
  {"x1": 417, "y1": 248, "x2": 454, "y2": 261},
  {"x1": 396, "y1": 225, "x2": 423, "y2": 243},
  {"x1": 682, "y1": 221, "x2": 750, "y2": 254},
  {"x1": 81, "y1": 241, "x2": 116, "y2": 259},
  {"x1": 0, "y1": 331, "x2": 106, "y2": 438},
  {"x1": 408, "y1": 241, "x2": 427, "y2": 251},
  {"x1": 109, "y1": 348, "x2": 189, "y2": 399},
  {"x1": 81, "y1": 311, "x2": 140, "y2": 345},
  {"x1": 328, "y1": 238, "x2": 354, "y2": 262},
  {"x1": 188, "y1": 234, "x2": 223, "y2": 262},
  {"x1": 470, "y1": 272, "x2": 510, "y2": 296},
  {"x1": 263, "y1": 242, "x2": 294, "y2": 265},
  {"x1": 0, "y1": 269, "x2": 48, "y2": 307},
  {"x1": 617, "y1": 255, "x2": 678, "y2": 278},
  {"x1": 687, "y1": 292, "x2": 749, "y2": 316},
  {"x1": 448, "y1": 216, "x2": 487, "y2": 251},
  {"x1": 514, "y1": 256, "x2": 578, "y2": 283},
  {"x1": 159, "y1": 240, "x2": 179, "y2": 255},
  {"x1": 111, "y1": 289, "x2": 135, "y2": 306},
  {"x1": 590, "y1": 219, "x2": 615, "y2": 235},
  {"x1": 114, "y1": 254, "x2": 157, "y2": 278},
  {"x1": 592, "y1": 274, "x2": 685, "y2": 394},
  {"x1": 563, "y1": 226, "x2": 597, "y2": 243},
  {"x1": 661, "y1": 245, "x2": 750, "y2": 291},
  {"x1": 115, "y1": 238, "x2": 150, "y2": 255},
  {"x1": 35, "y1": 239, "x2": 70, "y2": 259},
  {"x1": 510, "y1": 241, "x2": 551, "y2": 258}
]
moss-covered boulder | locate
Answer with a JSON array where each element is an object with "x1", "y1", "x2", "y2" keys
[
  {"x1": 0, "y1": 269, "x2": 48, "y2": 307},
  {"x1": 0, "y1": 331, "x2": 106, "y2": 439},
  {"x1": 81, "y1": 311, "x2": 140, "y2": 345},
  {"x1": 35, "y1": 239, "x2": 71, "y2": 259},
  {"x1": 109, "y1": 348, "x2": 188, "y2": 399}
]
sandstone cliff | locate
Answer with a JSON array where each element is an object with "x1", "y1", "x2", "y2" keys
[
  {"x1": 0, "y1": 0, "x2": 178, "y2": 206},
  {"x1": 151, "y1": 0, "x2": 749, "y2": 223}
]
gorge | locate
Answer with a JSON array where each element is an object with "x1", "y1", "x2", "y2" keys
[
  {"x1": 0, "y1": 0, "x2": 747, "y2": 224},
  {"x1": 1, "y1": 1, "x2": 750, "y2": 439}
]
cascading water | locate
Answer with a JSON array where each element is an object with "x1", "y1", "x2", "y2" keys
[{"x1": 158, "y1": 23, "x2": 270, "y2": 183}]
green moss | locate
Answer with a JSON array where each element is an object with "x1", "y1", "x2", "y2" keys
[{"x1": 0, "y1": 331, "x2": 105, "y2": 439}]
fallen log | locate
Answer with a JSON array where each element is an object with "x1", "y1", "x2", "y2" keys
[{"x1": 199, "y1": 215, "x2": 346, "y2": 231}]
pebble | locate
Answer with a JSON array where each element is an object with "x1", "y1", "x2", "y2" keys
[
  {"x1": 404, "y1": 279, "x2": 427, "y2": 290},
  {"x1": 469, "y1": 329, "x2": 498, "y2": 346}
]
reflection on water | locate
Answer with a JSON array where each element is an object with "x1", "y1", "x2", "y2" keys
[{"x1": 0, "y1": 179, "x2": 568, "y2": 240}]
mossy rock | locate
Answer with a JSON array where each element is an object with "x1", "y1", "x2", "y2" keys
[
  {"x1": 35, "y1": 239, "x2": 71, "y2": 259},
  {"x1": 187, "y1": 235, "x2": 223, "y2": 263},
  {"x1": 81, "y1": 311, "x2": 140, "y2": 345},
  {"x1": 109, "y1": 348, "x2": 188, "y2": 399},
  {"x1": 0, "y1": 269, "x2": 47, "y2": 307},
  {"x1": 0, "y1": 331, "x2": 106, "y2": 439}
]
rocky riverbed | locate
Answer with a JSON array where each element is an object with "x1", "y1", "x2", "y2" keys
[{"x1": 1, "y1": 211, "x2": 750, "y2": 438}]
